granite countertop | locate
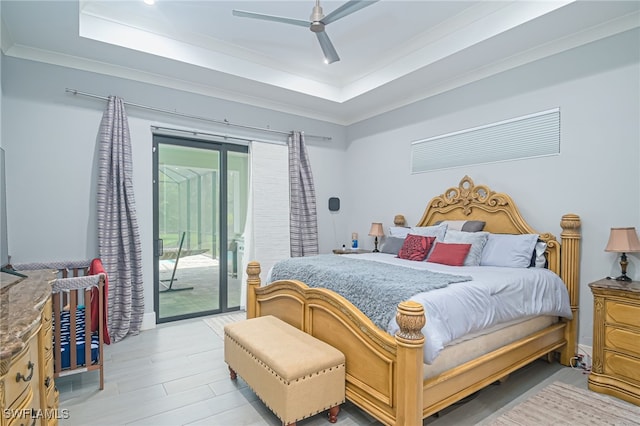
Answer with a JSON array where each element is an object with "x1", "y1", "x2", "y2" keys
[{"x1": 0, "y1": 269, "x2": 56, "y2": 360}]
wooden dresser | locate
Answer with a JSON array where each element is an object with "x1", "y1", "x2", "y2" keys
[
  {"x1": 588, "y1": 278, "x2": 640, "y2": 406},
  {"x1": 0, "y1": 270, "x2": 61, "y2": 426}
]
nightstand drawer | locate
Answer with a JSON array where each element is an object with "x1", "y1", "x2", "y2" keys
[
  {"x1": 606, "y1": 300, "x2": 640, "y2": 328},
  {"x1": 605, "y1": 326, "x2": 640, "y2": 354},
  {"x1": 604, "y1": 351, "x2": 640, "y2": 384}
]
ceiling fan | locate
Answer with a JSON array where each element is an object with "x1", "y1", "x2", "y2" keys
[{"x1": 232, "y1": 0, "x2": 378, "y2": 64}]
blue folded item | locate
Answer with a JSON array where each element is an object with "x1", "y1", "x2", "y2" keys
[{"x1": 52, "y1": 307, "x2": 100, "y2": 369}]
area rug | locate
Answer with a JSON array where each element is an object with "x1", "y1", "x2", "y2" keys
[
  {"x1": 487, "y1": 381, "x2": 640, "y2": 425},
  {"x1": 203, "y1": 311, "x2": 246, "y2": 339}
]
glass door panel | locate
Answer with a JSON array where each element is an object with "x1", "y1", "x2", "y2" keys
[
  {"x1": 156, "y1": 142, "x2": 220, "y2": 321},
  {"x1": 153, "y1": 136, "x2": 248, "y2": 323}
]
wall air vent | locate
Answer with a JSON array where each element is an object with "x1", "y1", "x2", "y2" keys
[{"x1": 411, "y1": 108, "x2": 560, "y2": 173}]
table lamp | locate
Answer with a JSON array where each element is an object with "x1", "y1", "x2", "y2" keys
[
  {"x1": 605, "y1": 227, "x2": 640, "y2": 281},
  {"x1": 368, "y1": 222, "x2": 384, "y2": 253}
]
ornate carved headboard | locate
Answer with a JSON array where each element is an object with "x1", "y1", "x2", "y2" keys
[
  {"x1": 415, "y1": 176, "x2": 561, "y2": 272},
  {"x1": 410, "y1": 175, "x2": 581, "y2": 364}
]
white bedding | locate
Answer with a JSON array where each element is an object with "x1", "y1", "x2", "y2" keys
[{"x1": 339, "y1": 253, "x2": 572, "y2": 364}]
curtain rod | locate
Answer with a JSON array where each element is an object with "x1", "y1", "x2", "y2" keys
[
  {"x1": 150, "y1": 125, "x2": 286, "y2": 146},
  {"x1": 65, "y1": 88, "x2": 332, "y2": 141}
]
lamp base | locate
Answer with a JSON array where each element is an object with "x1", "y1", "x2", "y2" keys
[
  {"x1": 615, "y1": 253, "x2": 632, "y2": 282},
  {"x1": 614, "y1": 274, "x2": 632, "y2": 282},
  {"x1": 373, "y1": 236, "x2": 380, "y2": 253}
]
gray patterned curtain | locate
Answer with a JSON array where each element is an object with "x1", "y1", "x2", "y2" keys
[
  {"x1": 288, "y1": 131, "x2": 319, "y2": 257},
  {"x1": 97, "y1": 96, "x2": 144, "y2": 342}
]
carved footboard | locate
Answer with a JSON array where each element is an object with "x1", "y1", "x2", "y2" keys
[{"x1": 246, "y1": 261, "x2": 425, "y2": 425}]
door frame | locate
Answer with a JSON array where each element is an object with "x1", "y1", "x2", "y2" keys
[{"x1": 152, "y1": 133, "x2": 247, "y2": 324}]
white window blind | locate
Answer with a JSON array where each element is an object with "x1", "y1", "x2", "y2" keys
[{"x1": 411, "y1": 108, "x2": 560, "y2": 173}]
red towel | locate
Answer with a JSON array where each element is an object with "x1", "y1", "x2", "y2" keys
[{"x1": 89, "y1": 258, "x2": 111, "y2": 345}]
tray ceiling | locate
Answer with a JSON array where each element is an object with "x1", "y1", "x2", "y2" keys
[{"x1": 1, "y1": 1, "x2": 639, "y2": 124}]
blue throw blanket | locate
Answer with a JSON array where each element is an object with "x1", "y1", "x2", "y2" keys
[{"x1": 269, "y1": 255, "x2": 471, "y2": 331}]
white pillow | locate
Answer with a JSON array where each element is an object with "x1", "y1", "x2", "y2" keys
[
  {"x1": 480, "y1": 233, "x2": 539, "y2": 268},
  {"x1": 388, "y1": 226, "x2": 411, "y2": 238},
  {"x1": 410, "y1": 223, "x2": 448, "y2": 242},
  {"x1": 443, "y1": 230, "x2": 489, "y2": 266}
]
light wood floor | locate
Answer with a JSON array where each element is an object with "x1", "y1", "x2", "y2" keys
[{"x1": 57, "y1": 313, "x2": 591, "y2": 426}]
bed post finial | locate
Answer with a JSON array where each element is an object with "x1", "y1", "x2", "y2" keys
[
  {"x1": 394, "y1": 301, "x2": 425, "y2": 425},
  {"x1": 246, "y1": 261, "x2": 261, "y2": 319},
  {"x1": 395, "y1": 301, "x2": 426, "y2": 341},
  {"x1": 559, "y1": 213, "x2": 581, "y2": 366}
]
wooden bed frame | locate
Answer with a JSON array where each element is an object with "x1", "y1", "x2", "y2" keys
[{"x1": 245, "y1": 176, "x2": 581, "y2": 425}]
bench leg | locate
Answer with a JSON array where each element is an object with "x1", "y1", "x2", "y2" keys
[
  {"x1": 228, "y1": 366, "x2": 237, "y2": 380},
  {"x1": 282, "y1": 405, "x2": 340, "y2": 426},
  {"x1": 328, "y1": 405, "x2": 340, "y2": 423}
]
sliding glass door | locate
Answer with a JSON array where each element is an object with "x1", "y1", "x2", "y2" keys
[{"x1": 153, "y1": 134, "x2": 248, "y2": 323}]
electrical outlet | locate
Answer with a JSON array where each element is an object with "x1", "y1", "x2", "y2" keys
[
  {"x1": 578, "y1": 344, "x2": 592, "y2": 360},
  {"x1": 576, "y1": 354, "x2": 584, "y2": 369}
]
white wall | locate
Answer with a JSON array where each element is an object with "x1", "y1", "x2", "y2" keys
[
  {"x1": 1, "y1": 58, "x2": 347, "y2": 320},
  {"x1": 0, "y1": 2, "x2": 3, "y2": 150},
  {"x1": 345, "y1": 29, "x2": 640, "y2": 349},
  {"x1": 2, "y1": 29, "x2": 638, "y2": 349},
  {"x1": 0, "y1": 50, "x2": 3, "y2": 149}
]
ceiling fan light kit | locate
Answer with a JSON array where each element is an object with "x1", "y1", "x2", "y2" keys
[{"x1": 232, "y1": 0, "x2": 378, "y2": 64}]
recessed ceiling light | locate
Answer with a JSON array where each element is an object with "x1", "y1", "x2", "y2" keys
[{"x1": 143, "y1": 0, "x2": 155, "y2": 5}]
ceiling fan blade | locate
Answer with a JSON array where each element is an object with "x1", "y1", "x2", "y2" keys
[
  {"x1": 232, "y1": 9, "x2": 310, "y2": 28},
  {"x1": 322, "y1": 0, "x2": 378, "y2": 25},
  {"x1": 316, "y1": 31, "x2": 339, "y2": 64}
]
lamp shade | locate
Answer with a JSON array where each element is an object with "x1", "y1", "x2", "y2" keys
[
  {"x1": 605, "y1": 227, "x2": 640, "y2": 252},
  {"x1": 368, "y1": 222, "x2": 384, "y2": 237}
]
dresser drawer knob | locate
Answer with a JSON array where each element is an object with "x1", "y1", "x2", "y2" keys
[{"x1": 16, "y1": 360, "x2": 34, "y2": 382}]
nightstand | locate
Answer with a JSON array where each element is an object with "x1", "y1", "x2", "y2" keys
[
  {"x1": 332, "y1": 248, "x2": 371, "y2": 254},
  {"x1": 588, "y1": 278, "x2": 640, "y2": 406}
]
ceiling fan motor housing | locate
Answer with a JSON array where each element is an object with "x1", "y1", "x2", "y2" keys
[{"x1": 310, "y1": 4, "x2": 325, "y2": 32}]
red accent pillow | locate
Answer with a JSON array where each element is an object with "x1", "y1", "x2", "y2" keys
[
  {"x1": 398, "y1": 234, "x2": 436, "y2": 261},
  {"x1": 427, "y1": 242, "x2": 472, "y2": 266}
]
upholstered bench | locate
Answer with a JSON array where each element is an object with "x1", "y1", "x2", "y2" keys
[{"x1": 224, "y1": 315, "x2": 346, "y2": 426}]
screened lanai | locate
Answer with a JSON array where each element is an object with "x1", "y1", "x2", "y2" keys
[{"x1": 159, "y1": 165, "x2": 218, "y2": 262}]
